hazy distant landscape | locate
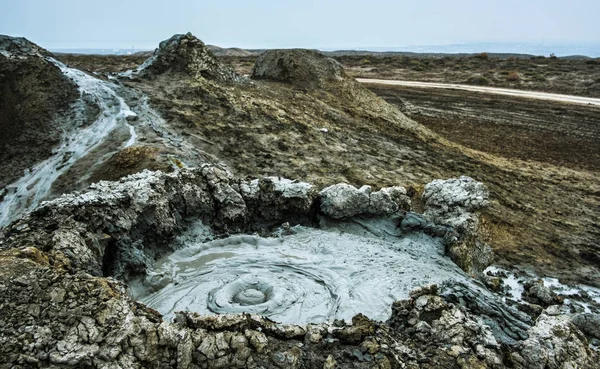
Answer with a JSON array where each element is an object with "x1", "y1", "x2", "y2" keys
[{"x1": 51, "y1": 42, "x2": 600, "y2": 58}]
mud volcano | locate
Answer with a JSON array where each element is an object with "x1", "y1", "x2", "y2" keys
[
  {"x1": 122, "y1": 170, "x2": 490, "y2": 326},
  {"x1": 3, "y1": 165, "x2": 596, "y2": 368},
  {"x1": 133, "y1": 225, "x2": 468, "y2": 324}
]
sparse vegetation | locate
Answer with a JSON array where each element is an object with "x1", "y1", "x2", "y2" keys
[
  {"x1": 466, "y1": 75, "x2": 491, "y2": 85},
  {"x1": 506, "y1": 71, "x2": 521, "y2": 82},
  {"x1": 306, "y1": 54, "x2": 600, "y2": 97}
]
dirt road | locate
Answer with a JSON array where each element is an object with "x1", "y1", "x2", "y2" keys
[{"x1": 357, "y1": 78, "x2": 600, "y2": 107}]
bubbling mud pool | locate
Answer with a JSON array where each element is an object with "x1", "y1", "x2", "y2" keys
[{"x1": 131, "y1": 223, "x2": 474, "y2": 324}]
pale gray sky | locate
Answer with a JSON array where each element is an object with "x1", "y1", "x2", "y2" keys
[{"x1": 1, "y1": 0, "x2": 599, "y2": 50}]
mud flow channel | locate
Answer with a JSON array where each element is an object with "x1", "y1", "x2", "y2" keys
[{"x1": 131, "y1": 222, "x2": 475, "y2": 324}]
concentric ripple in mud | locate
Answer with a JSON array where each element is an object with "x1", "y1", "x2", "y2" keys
[{"x1": 133, "y1": 224, "x2": 470, "y2": 324}]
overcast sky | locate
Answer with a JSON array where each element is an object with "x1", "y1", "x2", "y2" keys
[{"x1": 1, "y1": 0, "x2": 598, "y2": 50}]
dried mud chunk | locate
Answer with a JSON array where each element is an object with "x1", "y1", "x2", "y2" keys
[{"x1": 333, "y1": 314, "x2": 375, "y2": 344}]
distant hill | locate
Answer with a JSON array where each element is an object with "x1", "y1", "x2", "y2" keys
[
  {"x1": 48, "y1": 42, "x2": 600, "y2": 59},
  {"x1": 206, "y1": 45, "x2": 257, "y2": 57}
]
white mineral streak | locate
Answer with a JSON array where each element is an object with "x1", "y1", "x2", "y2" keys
[
  {"x1": 485, "y1": 266, "x2": 600, "y2": 313},
  {"x1": 0, "y1": 58, "x2": 137, "y2": 227}
]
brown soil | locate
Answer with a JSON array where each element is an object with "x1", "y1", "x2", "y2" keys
[
  {"x1": 367, "y1": 84, "x2": 600, "y2": 172},
  {"x1": 218, "y1": 54, "x2": 600, "y2": 98},
  {"x1": 332, "y1": 54, "x2": 600, "y2": 98},
  {"x1": 55, "y1": 53, "x2": 150, "y2": 74}
]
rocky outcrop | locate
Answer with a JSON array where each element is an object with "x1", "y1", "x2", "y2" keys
[
  {"x1": 571, "y1": 313, "x2": 600, "y2": 340},
  {"x1": 319, "y1": 183, "x2": 410, "y2": 219},
  {"x1": 0, "y1": 167, "x2": 418, "y2": 280},
  {"x1": 522, "y1": 280, "x2": 563, "y2": 307},
  {"x1": 388, "y1": 284, "x2": 505, "y2": 368},
  {"x1": 441, "y1": 282, "x2": 533, "y2": 345},
  {"x1": 251, "y1": 49, "x2": 347, "y2": 89},
  {"x1": 0, "y1": 166, "x2": 320, "y2": 279},
  {"x1": 240, "y1": 177, "x2": 318, "y2": 229},
  {"x1": 508, "y1": 313, "x2": 598, "y2": 369},
  {"x1": 0, "y1": 36, "x2": 51, "y2": 58},
  {"x1": 0, "y1": 35, "x2": 78, "y2": 188},
  {"x1": 423, "y1": 176, "x2": 493, "y2": 275},
  {"x1": 136, "y1": 32, "x2": 242, "y2": 83}
]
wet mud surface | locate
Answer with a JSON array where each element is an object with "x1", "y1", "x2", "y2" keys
[{"x1": 133, "y1": 223, "x2": 474, "y2": 324}]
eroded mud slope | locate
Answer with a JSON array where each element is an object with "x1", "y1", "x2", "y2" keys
[{"x1": 0, "y1": 36, "x2": 78, "y2": 188}]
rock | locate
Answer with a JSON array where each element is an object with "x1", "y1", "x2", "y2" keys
[
  {"x1": 251, "y1": 49, "x2": 346, "y2": 89},
  {"x1": 201, "y1": 164, "x2": 247, "y2": 224},
  {"x1": 319, "y1": 183, "x2": 371, "y2": 219},
  {"x1": 571, "y1": 313, "x2": 600, "y2": 340},
  {"x1": 0, "y1": 35, "x2": 51, "y2": 58},
  {"x1": 409, "y1": 284, "x2": 440, "y2": 299},
  {"x1": 240, "y1": 177, "x2": 318, "y2": 227},
  {"x1": 246, "y1": 330, "x2": 269, "y2": 354},
  {"x1": 422, "y1": 176, "x2": 493, "y2": 275},
  {"x1": 522, "y1": 280, "x2": 563, "y2": 307},
  {"x1": 319, "y1": 183, "x2": 410, "y2": 219},
  {"x1": 323, "y1": 355, "x2": 337, "y2": 369},
  {"x1": 423, "y1": 176, "x2": 489, "y2": 216},
  {"x1": 441, "y1": 282, "x2": 533, "y2": 345},
  {"x1": 332, "y1": 314, "x2": 375, "y2": 344},
  {"x1": 368, "y1": 186, "x2": 411, "y2": 215},
  {"x1": 400, "y1": 211, "x2": 428, "y2": 230},
  {"x1": 484, "y1": 276, "x2": 504, "y2": 292},
  {"x1": 388, "y1": 285, "x2": 504, "y2": 368},
  {"x1": 509, "y1": 313, "x2": 598, "y2": 369},
  {"x1": 136, "y1": 32, "x2": 242, "y2": 83},
  {"x1": 305, "y1": 325, "x2": 326, "y2": 344},
  {"x1": 399, "y1": 211, "x2": 454, "y2": 240}
]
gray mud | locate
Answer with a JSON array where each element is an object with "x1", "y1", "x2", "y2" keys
[{"x1": 133, "y1": 220, "x2": 478, "y2": 324}]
